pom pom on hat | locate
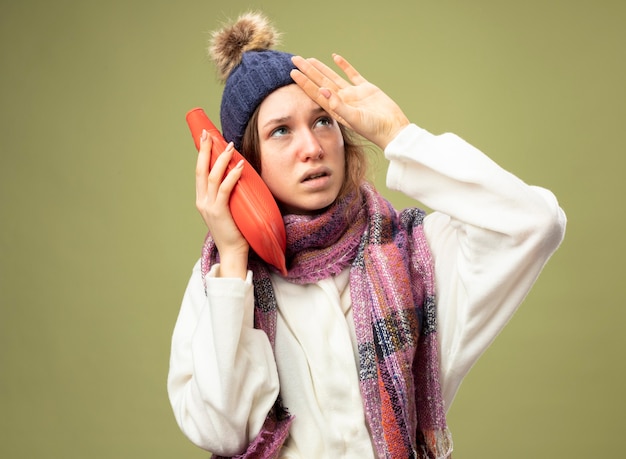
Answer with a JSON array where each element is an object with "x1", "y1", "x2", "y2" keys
[
  {"x1": 209, "y1": 12, "x2": 282, "y2": 82},
  {"x1": 208, "y1": 12, "x2": 297, "y2": 150}
]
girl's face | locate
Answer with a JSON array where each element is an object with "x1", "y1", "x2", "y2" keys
[{"x1": 256, "y1": 84, "x2": 345, "y2": 215}]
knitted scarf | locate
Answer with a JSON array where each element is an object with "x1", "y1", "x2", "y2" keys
[{"x1": 202, "y1": 183, "x2": 452, "y2": 459}]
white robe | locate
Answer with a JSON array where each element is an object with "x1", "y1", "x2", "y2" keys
[{"x1": 167, "y1": 124, "x2": 566, "y2": 457}]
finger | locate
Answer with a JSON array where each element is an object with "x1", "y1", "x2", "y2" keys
[
  {"x1": 290, "y1": 68, "x2": 331, "y2": 109},
  {"x1": 291, "y1": 55, "x2": 343, "y2": 92},
  {"x1": 195, "y1": 130, "x2": 212, "y2": 200},
  {"x1": 207, "y1": 142, "x2": 235, "y2": 192},
  {"x1": 290, "y1": 69, "x2": 351, "y2": 126},
  {"x1": 216, "y1": 159, "x2": 244, "y2": 204},
  {"x1": 332, "y1": 54, "x2": 367, "y2": 85},
  {"x1": 307, "y1": 57, "x2": 351, "y2": 90}
]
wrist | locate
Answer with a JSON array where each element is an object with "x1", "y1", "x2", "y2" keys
[
  {"x1": 217, "y1": 249, "x2": 249, "y2": 280},
  {"x1": 381, "y1": 119, "x2": 410, "y2": 150}
]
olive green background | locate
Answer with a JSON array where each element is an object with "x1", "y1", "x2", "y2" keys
[{"x1": 1, "y1": 0, "x2": 624, "y2": 457}]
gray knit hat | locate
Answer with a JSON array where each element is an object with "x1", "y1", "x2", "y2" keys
[{"x1": 209, "y1": 13, "x2": 296, "y2": 150}]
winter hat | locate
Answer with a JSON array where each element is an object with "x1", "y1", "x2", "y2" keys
[{"x1": 209, "y1": 12, "x2": 297, "y2": 150}]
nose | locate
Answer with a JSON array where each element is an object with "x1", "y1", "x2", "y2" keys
[{"x1": 297, "y1": 128, "x2": 323, "y2": 161}]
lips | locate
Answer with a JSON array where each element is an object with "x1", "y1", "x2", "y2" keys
[
  {"x1": 301, "y1": 167, "x2": 331, "y2": 183},
  {"x1": 303, "y1": 172, "x2": 326, "y2": 181}
]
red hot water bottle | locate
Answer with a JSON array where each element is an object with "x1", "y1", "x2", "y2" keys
[{"x1": 186, "y1": 108, "x2": 287, "y2": 275}]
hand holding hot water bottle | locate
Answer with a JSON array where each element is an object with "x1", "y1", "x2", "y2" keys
[{"x1": 186, "y1": 108, "x2": 287, "y2": 274}]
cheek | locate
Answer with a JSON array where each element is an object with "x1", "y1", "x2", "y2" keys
[
  {"x1": 259, "y1": 149, "x2": 286, "y2": 190},
  {"x1": 331, "y1": 136, "x2": 346, "y2": 169},
  {"x1": 329, "y1": 129, "x2": 345, "y2": 160}
]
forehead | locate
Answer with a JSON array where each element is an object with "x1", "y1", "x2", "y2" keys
[{"x1": 257, "y1": 84, "x2": 322, "y2": 122}]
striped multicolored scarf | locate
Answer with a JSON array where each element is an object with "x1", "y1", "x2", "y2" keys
[{"x1": 202, "y1": 182, "x2": 453, "y2": 459}]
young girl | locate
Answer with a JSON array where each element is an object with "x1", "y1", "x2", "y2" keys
[{"x1": 168, "y1": 12, "x2": 566, "y2": 459}]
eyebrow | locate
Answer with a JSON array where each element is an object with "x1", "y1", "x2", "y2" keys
[
  {"x1": 261, "y1": 107, "x2": 328, "y2": 130},
  {"x1": 262, "y1": 116, "x2": 290, "y2": 130}
]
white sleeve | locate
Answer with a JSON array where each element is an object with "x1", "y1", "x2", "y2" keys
[
  {"x1": 167, "y1": 260, "x2": 280, "y2": 455},
  {"x1": 385, "y1": 124, "x2": 566, "y2": 410}
]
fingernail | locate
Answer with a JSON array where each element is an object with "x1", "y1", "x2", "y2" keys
[
  {"x1": 200, "y1": 129, "x2": 208, "y2": 142},
  {"x1": 320, "y1": 88, "x2": 332, "y2": 99},
  {"x1": 235, "y1": 159, "x2": 244, "y2": 169}
]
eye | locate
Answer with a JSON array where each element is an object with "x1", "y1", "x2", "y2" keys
[
  {"x1": 315, "y1": 116, "x2": 333, "y2": 128},
  {"x1": 270, "y1": 126, "x2": 289, "y2": 137}
]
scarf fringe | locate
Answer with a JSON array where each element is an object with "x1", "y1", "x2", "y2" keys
[{"x1": 420, "y1": 428, "x2": 454, "y2": 459}]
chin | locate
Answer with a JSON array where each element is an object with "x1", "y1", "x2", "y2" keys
[{"x1": 280, "y1": 195, "x2": 338, "y2": 216}]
